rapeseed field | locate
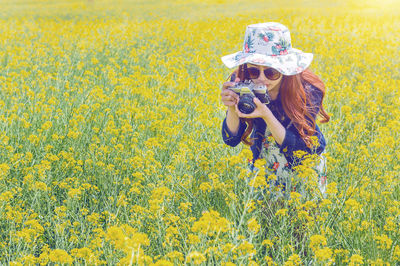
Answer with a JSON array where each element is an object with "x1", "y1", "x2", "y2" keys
[{"x1": 0, "y1": 0, "x2": 399, "y2": 264}]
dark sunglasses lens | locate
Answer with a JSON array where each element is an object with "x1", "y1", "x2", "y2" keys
[
  {"x1": 247, "y1": 67, "x2": 260, "y2": 79},
  {"x1": 264, "y1": 68, "x2": 281, "y2": 80}
]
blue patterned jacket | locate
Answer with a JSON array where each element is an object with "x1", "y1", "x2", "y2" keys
[{"x1": 221, "y1": 81, "x2": 326, "y2": 167}]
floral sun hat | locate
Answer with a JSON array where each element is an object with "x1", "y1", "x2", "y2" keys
[{"x1": 221, "y1": 22, "x2": 313, "y2": 76}]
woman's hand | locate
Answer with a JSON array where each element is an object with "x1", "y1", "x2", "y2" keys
[
  {"x1": 235, "y1": 97, "x2": 270, "y2": 119},
  {"x1": 220, "y1": 77, "x2": 240, "y2": 108},
  {"x1": 221, "y1": 73, "x2": 241, "y2": 135}
]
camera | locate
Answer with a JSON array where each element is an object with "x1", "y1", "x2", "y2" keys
[{"x1": 230, "y1": 80, "x2": 271, "y2": 114}]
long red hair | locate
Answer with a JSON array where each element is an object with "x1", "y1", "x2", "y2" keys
[{"x1": 232, "y1": 64, "x2": 330, "y2": 148}]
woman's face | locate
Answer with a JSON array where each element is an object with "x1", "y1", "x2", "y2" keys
[{"x1": 247, "y1": 63, "x2": 283, "y2": 92}]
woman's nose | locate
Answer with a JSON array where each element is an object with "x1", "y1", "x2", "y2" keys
[{"x1": 257, "y1": 68, "x2": 268, "y2": 81}]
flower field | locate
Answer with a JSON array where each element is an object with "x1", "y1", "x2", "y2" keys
[{"x1": 1, "y1": 0, "x2": 400, "y2": 264}]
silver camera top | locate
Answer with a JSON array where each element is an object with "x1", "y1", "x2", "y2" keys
[
  {"x1": 230, "y1": 80, "x2": 266, "y2": 94},
  {"x1": 230, "y1": 81, "x2": 271, "y2": 105}
]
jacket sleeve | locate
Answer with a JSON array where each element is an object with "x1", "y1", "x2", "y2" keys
[
  {"x1": 221, "y1": 116, "x2": 247, "y2": 147},
  {"x1": 277, "y1": 83, "x2": 326, "y2": 165}
]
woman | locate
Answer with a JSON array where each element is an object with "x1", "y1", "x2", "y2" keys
[{"x1": 220, "y1": 22, "x2": 330, "y2": 199}]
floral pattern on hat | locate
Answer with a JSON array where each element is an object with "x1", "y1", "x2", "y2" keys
[
  {"x1": 259, "y1": 32, "x2": 274, "y2": 43},
  {"x1": 272, "y1": 38, "x2": 290, "y2": 56},
  {"x1": 221, "y1": 22, "x2": 313, "y2": 76}
]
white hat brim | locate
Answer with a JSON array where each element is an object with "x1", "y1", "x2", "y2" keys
[{"x1": 221, "y1": 48, "x2": 313, "y2": 76}]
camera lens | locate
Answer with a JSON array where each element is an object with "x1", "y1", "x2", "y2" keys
[{"x1": 238, "y1": 95, "x2": 256, "y2": 114}]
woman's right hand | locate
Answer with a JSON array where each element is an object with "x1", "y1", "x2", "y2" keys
[
  {"x1": 220, "y1": 74, "x2": 240, "y2": 108},
  {"x1": 221, "y1": 72, "x2": 241, "y2": 135}
]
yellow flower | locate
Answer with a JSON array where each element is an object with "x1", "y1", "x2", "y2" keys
[
  {"x1": 32, "y1": 181, "x2": 49, "y2": 192},
  {"x1": 374, "y1": 234, "x2": 393, "y2": 250},
  {"x1": 309, "y1": 234, "x2": 327, "y2": 252},
  {"x1": 186, "y1": 251, "x2": 206, "y2": 265},
  {"x1": 106, "y1": 225, "x2": 149, "y2": 253},
  {"x1": 24, "y1": 219, "x2": 44, "y2": 234},
  {"x1": 222, "y1": 262, "x2": 236, "y2": 266},
  {"x1": 0, "y1": 163, "x2": 10, "y2": 180},
  {"x1": 67, "y1": 188, "x2": 82, "y2": 199},
  {"x1": 14, "y1": 254, "x2": 38, "y2": 265},
  {"x1": 262, "y1": 239, "x2": 274, "y2": 248},
  {"x1": 297, "y1": 210, "x2": 312, "y2": 222},
  {"x1": 315, "y1": 247, "x2": 333, "y2": 264},
  {"x1": 199, "y1": 182, "x2": 212, "y2": 192},
  {"x1": 284, "y1": 254, "x2": 301, "y2": 265},
  {"x1": 345, "y1": 198, "x2": 362, "y2": 213},
  {"x1": 320, "y1": 199, "x2": 332, "y2": 208},
  {"x1": 247, "y1": 218, "x2": 260, "y2": 234},
  {"x1": 237, "y1": 241, "x2": 256, "y2": 257},
  {"x1": 153, "y1": 259, "x2": 174, "y2": 266},
  {"x1": 248, "y1": 171, "x2": 268, "y2": 188},
  {"x1": 222, "y1": 243, "x2": 234, "y2": 254},
  {"x1": 275, "y1": 208, "x2": 288, "y2": 217},
  {"x1": 326, "y1": 182, "x2": 338, "y2": 195},
  {"x1": 117, "y1": 194, "x2": 128, "y2": 207},
  {"x1": 239, "y1": 147, "x2": 253, "y2": 160},
  {"x1": 0, "y1": 191, "x2": 13, "y2": 202},
  {"x1": 348, "y1": 254, "x2": 364, "y2": 266},
  {"x1": 245, "y1": 200, "x2": 257, "y2": 213},
  {"x1": 179, "y1": 202, "x2": 192, "y2": 213},
  {"x1": 41, "y1": 121, "x2": 52, "y2": 131},
  {"x1": 264, "y1": 256, "x2": 275, "y2": 265},
  {"x1": 91, "y1": 57, "x2": 99, "y2": 65},
  {"x1": 191, "y1": 210, "x2": 231, "y2": 237},
  {"x1": 393, "y1": 245, "x2": 400, "y2": 261},
  {"x1": 187, "y1": 233, "x2": 200, "y2": 245},
  {"x1": 165, "y1": 251, "x2": 184, "y2": 263},
  {"x1": 367, "y1": 258, "x2": 389, "y2": 265},
  {"x1": 15, "y1": 228, "x2": 36, "y2": 243},
  {"x1": 71, "y1": 247, "x2": 95, "y2": 261},
  {"x1": 383, "y1": 217, "x2": 396, "y2": 232},
  {"x1": 48, "y1": 249, "x2": 73, "y2": 264},
  {"x1": 28, "y1": 134, "x2": 40, "y2": 145}
]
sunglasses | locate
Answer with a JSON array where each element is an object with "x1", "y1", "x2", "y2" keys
[{"x1": 246, "y1": 65, "x2": 282, "y2": 80}]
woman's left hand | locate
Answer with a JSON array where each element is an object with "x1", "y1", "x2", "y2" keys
[{"x1": 235, "y1": 97, "x2": 270, "y2": 119}]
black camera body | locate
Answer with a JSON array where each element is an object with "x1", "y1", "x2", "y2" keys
[
  {"x1": 230, "y1": 80, "x2": 271, "y2": 114},
  {"x1": 229, "y1": 64, "x2": 271, "y2": 114}
]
